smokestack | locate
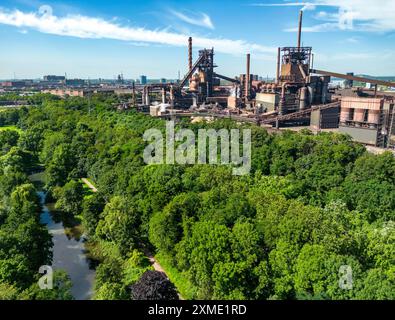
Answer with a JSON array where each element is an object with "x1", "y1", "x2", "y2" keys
[
  {"x1": 246, "y1": 53, "x2": 251, "y2": 101},
  {"x1": 276, "y1": 47, "x2": 281, "y2": 84},
  {"x1": 188, "y1": 37, "x2": 193, "y2": 72},
  {"x1": 297, "y1": 10, "x2": 303, "y2": 49}
]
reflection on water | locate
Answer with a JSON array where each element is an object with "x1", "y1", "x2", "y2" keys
[{"x1": 38, "y1": 191, "x2": 95, "y2": 300}]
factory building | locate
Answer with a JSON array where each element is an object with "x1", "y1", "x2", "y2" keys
[
  {"x1": 42, "y1": 89, "x2": 91, "y2": 97},
  {"x1": 0, "y1": 81, "x2": 29, "y2": 88},
  {"x1": 339, "y1": 96, "x2": 395, "y2": 147}
]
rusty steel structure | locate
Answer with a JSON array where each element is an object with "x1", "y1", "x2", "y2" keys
[{"x1": 133, "y1": 10, "x2": 394, "y2": 149}]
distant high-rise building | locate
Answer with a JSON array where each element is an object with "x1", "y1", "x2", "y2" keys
[
  {"x1": 117, "y1": 74, "x2": 124, "y2": 84},
  {"x1": 344, "y1": 73, "x2": 354, "y2": 88},
  {"x1": 43, "y1": 75, "x2": 65, "y2": 82},
  {"x1": 65, "y1": 79, "x2": 86, "y2": 86},
  {"x1": 140, "y1": 75, "x2": 147, "y2": 85}
]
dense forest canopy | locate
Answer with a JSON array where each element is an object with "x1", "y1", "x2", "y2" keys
[{"x1": 0, "y1": 93, "x2": 394, "y2": 300}]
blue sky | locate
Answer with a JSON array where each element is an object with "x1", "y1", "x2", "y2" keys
[{"x1": 0, "y1": 0, "x2": 394, "y2": 79}]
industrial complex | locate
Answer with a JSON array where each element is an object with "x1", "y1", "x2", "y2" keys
[{"x1": 1, "y1": 11, "x2": 394, "y2": 149}]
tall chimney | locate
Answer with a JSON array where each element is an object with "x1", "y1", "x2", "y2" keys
[
  {"x1": 188, "y1": 37, "x2": 193, "y2": 72},
  {"x1": 246, "y1": 53, "x2": 251, "y2": 101},
  {"x1": 276, "y1": 47, "x2": 281, "y2": 84},
  {"x1": 297, "y1": 10, "x2": 303, "y2": 49}
]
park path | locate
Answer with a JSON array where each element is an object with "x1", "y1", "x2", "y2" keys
[
  {"x1": 81, "y1": 177, "x2": 183, "y2": 298},
  {"x1": 81, "y1": 178, "x2": 98, "y2": 193},
  {"x1": 81, "y1": 178, "x2": 165, "y2": 274}
]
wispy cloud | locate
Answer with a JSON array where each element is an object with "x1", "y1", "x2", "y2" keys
[
  {"x1": 0, "y1": 6, "x2": 275, "y2": 56},
  {"x1": 252, "y1": 0, "x2": 395, "y2": 33},
  {"x1": 345, "y1": 36, "x2": 361, "y2": 43},
  {"x1": 249, "y1": 2, "x2": 324, "y2": 11},
  {"x1": 170, "y1": 10, "x2": 215, "y2": 30}
]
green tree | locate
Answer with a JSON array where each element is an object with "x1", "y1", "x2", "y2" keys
[
  {"x1": 149, "y1": 192, "x2": 200, "y2": 255},
  {"x1": 54, "y1": 180, "x2": 84, "y2": 216},
  {"x1": 96, "y1": 196, "x2": 141, "y2": 254},
  {"x1": 175, "y1": 221, "x2": 232, "y2": 299},
  {"x1": 82, "y1": 193, "x2": 105, "y2": 236},
  {"x1": 26, "y1": 270, "x2": 74, "y2": 300}
]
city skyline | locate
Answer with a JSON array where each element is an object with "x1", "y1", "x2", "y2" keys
[{"x1": 0, "y1": 0, "x2": 395, "y2": 79}]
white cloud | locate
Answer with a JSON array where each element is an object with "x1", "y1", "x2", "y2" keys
[
  {"x1": 0, "y1": 7, "x2": 275, "y2": 56},
  {"x1": 249, "y1": 2, "x2": 323, "y2": 11},
  {"x1": 170, "y1": 10, "x2": 215, "y2": 30},
  {"x1": 253, "y1": 0, "x2": 395, "y2": 32}
]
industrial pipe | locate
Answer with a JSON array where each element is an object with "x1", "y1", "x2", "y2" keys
[
  {"x1": 310, "y1": 69, "x2": 395, "y2": 87},
  {"x1": 142, "y1": 86, "x2": 146, "y2": 105},
  {"x1": 145, "y1": 86, "x2": 150, "y2": 106},
  {"x1": 162, "y1": 88, "x2": 166, "y2": 104},
  {"x1": 170, "y1": 85, "x2": 175, "y2": 107},
  {"x1": 132, "y1": 82, "x2": 136, "y2": 107},
  {"x1": 298, "y1": 64, "x2": 307, "y2": 79}
]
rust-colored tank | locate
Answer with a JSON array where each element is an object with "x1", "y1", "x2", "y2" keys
[
  {"x1": 353, "y1": 108, "x2": 365, "y2": 122},
  {"x1": 340, "y1": 108, "x2": 351, "y2": 122},
  {"x1": 367, "y1": 109, "x2": 380, "y2": 124},
  {"x1": 299, "y1": 87, "x2": 308, "y2": 110}
]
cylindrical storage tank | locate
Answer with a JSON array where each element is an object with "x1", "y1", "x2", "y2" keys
[
  {"x1": 308, "y1": 85, "x2": 315, "y2": 105},
  {"x1": 368, "y1": 109, "x2": 380, "y2": 126},
  {"x1": 271, "y1": 84, "x2": 276, "y2": 93},
  {"x1": 353, "y1": 108, "x2": 365, "y2": 122},
  {"x1": 299, "y1": 87, "x2": 308, "y2": 110},
  {"x1": 340, "y1": 108, "x2": 351, "y2": 124}
]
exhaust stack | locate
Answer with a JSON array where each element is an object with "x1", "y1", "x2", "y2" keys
[
  {"x1": 276, "y1": 47, "x2": 281, "y2": 84},
  {"x1": 297, "y1": 10, "x2": 303, "y2": 49},
  {"x1": 188, "y1": 37, "x2": 193, "y2": 72},
  {"x1": 246, "y1": 53, "x2": 251, "y2": 101}
]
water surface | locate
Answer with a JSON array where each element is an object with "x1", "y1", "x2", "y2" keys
[{"x1": 38, "y1": 191, "x2": 95, "y2": 300}]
